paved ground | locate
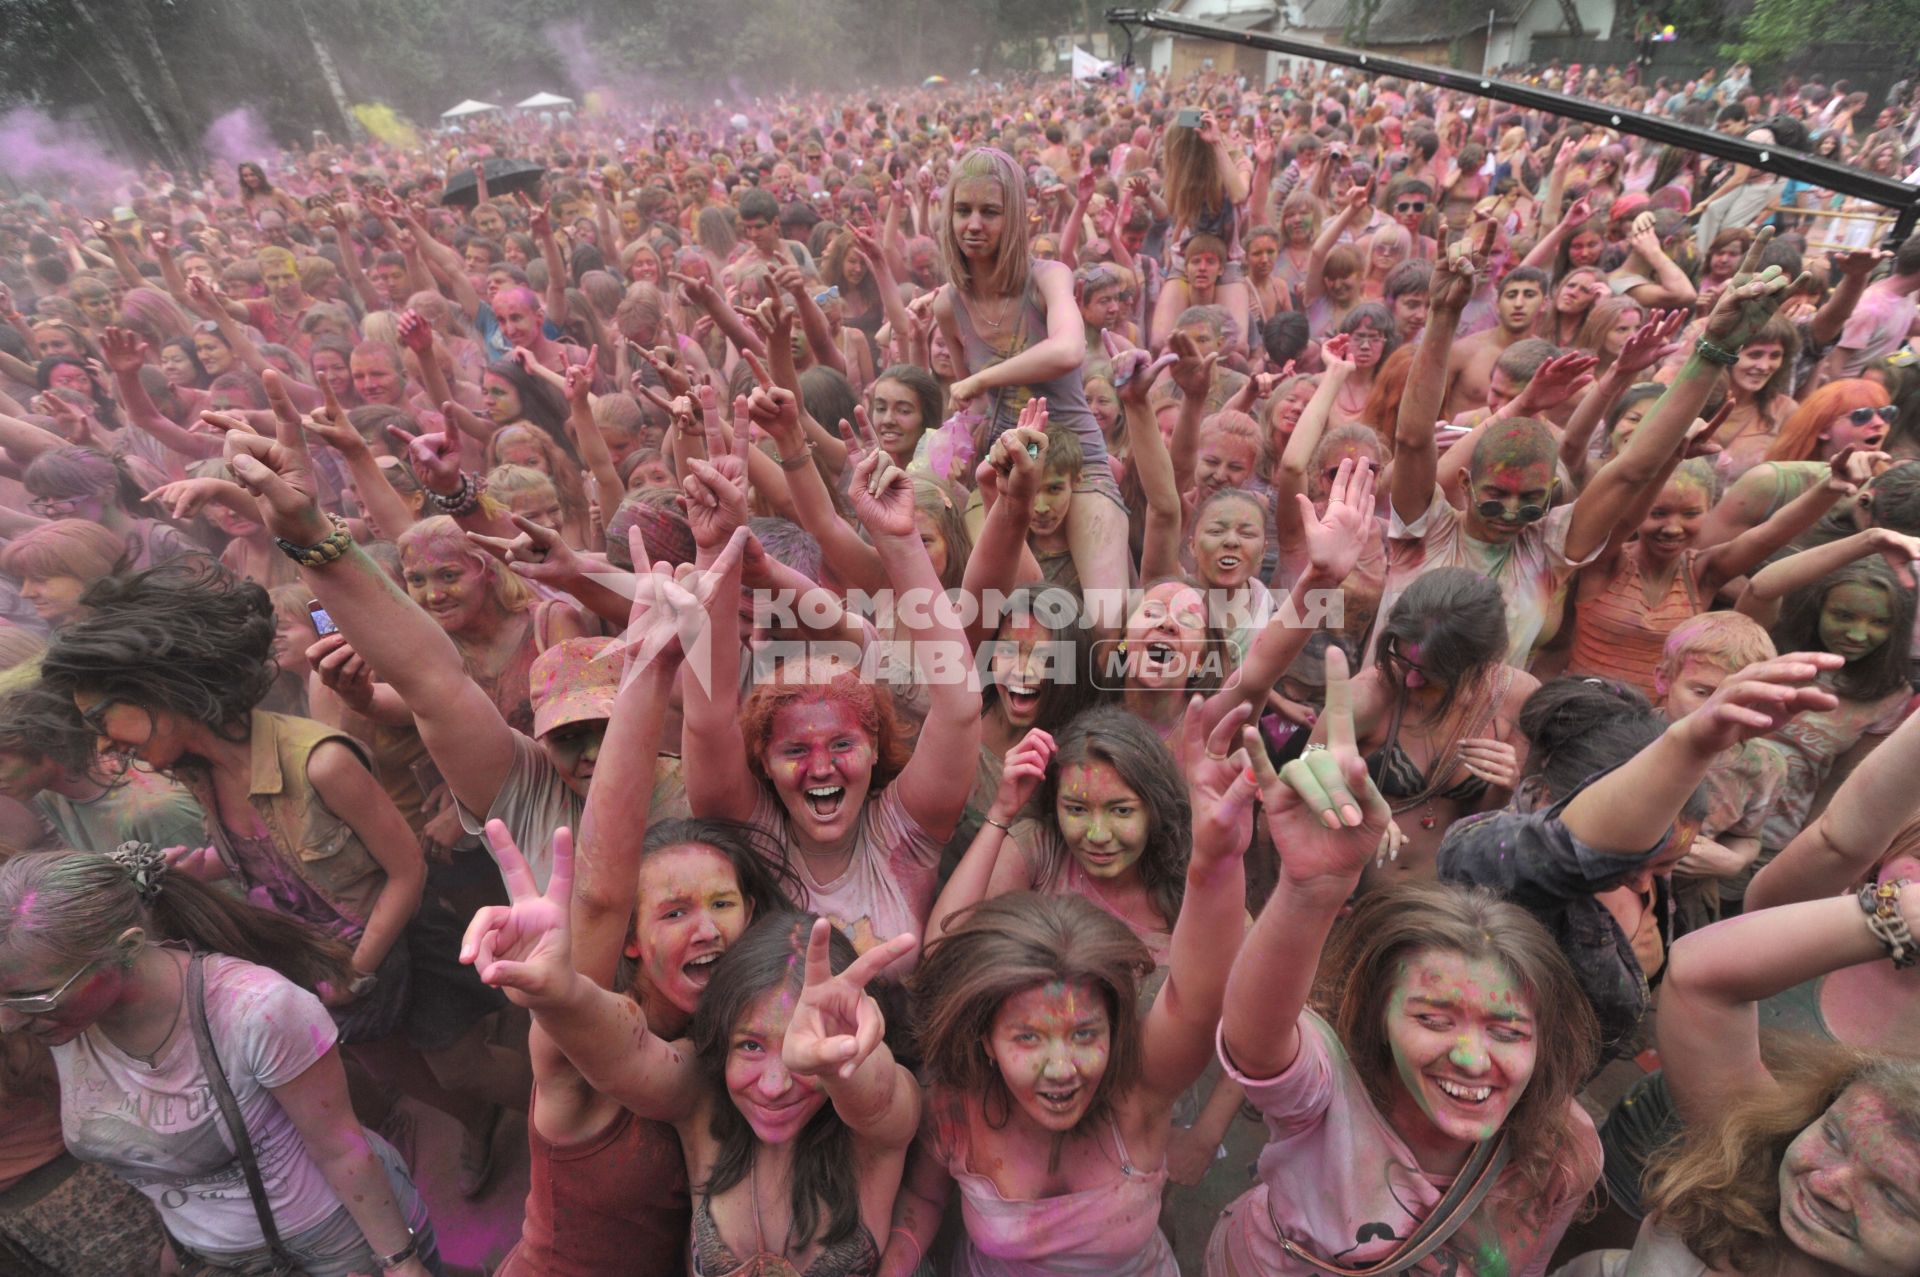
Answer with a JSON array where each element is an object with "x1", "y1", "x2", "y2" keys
[{"x1": 394, "y1": 1099, "x2": 531, "y2": 1274}]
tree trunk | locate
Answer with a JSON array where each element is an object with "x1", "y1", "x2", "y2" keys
[
  {"x1": 294, "y1": 0, "x2": 360, "y2": 141},
  {"x1": 66, "y1": 0, "x2": 190, "y2": 171}
]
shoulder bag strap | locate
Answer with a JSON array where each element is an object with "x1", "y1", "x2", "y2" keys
[
  {"x1": 1271, "y1": 1135, "x2": 1511, "y2": 1277},
  {"x1": 186, "y1": 952, "x2": 300, "y2": 1276}
]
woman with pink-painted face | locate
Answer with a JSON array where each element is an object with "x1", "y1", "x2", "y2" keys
[
  {"x1": 890, "y1": 696, "x2": 1259, "y2": 1277},
  {"x1": 1211, "y1": 645, "x2": 1602, "y2": 1277},
  {"x1": 681, "y1": 443, "x2": 981, "y2": 977},
  {"x1": 465, "y1": 817, "x2": 919, "y2": 1277}
]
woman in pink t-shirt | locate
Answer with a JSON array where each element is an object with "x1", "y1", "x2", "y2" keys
[{"x1": 1210, "y1": 645, "x2": 1603, "y2": 1277}]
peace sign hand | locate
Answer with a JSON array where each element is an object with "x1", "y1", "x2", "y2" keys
[
  {"x1": 466, "y1": 512, "x2": 581, "y2": 585},
  {"x1": 1255, "y1": 644, "x2": 1393, "y2": 885},
  {"x1": 782, "y1": 918, "x2": 915, "y2": 1082},
  {"x1": 616, "y1": 524, "x2": 747, "y2": 685},
  {"x1": 459, "y1": 822, "x2": 579, "y2": 1009}
]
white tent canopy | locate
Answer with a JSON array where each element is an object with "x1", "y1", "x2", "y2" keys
[
  {"x1": 440, "y1": 99, "x2": 501, "y2": 119},
  {"x1": 515, "y1": 91, "x2": 574, "y2": 110}
]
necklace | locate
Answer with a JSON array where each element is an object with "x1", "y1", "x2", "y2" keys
[
  {"x1": 123, "y1": 951, "x2": 185, "y2": 1068},
  {"x1": 961, "y1": 286, "x2": 1023, "y2": 344}
]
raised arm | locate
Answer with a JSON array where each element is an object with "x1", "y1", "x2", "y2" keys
[
  {"x1": 1696, "y1": 453, "x2": 1866, "y2": 592},
  {"x1": 958, "y1": 418, "x2": 1050, "y2": 651},
  {"x1": 1138, "y1": 703, "x2": 1258, "y2": 1104},
  {"x1": 220, "y1": 369, "x2": 520, "y2": 823},
  {"x1": 1735, "y1": 527, "x2": 1920, "y2": 627},
  {"x1": 1393, "y1": 229, "x2": 1482, "y2": 523},
  {"x1": 1567, "y1": 234, "x2": 1802, "y2": 563},
  {"x1": 1659, "y1": 889, "x2": 1918, "y2": 1127},
  {"x1": 464, "y1": 824, "x2": 704, "y2": 1122},
  {"x1": 1114, "y1": 342, "x2": 1183, "y2": 581},
  {"x1": 844, "y1": 442, "x2": 982, "y2": 841},
  {"x1": 99, "y1": 327, "x2": 221, "y2": 463},
  {"x1": 1223, "y1": 647, "x2": 1393, "y2": 1079},
  {"x1": 1750, "y1": 703, "x2": 1920, "y2": 911},
  {"x1": 1302, "y1": 187, "x2": 1369, "y2": 306},
  {"x1": 1561, "y1": 654, "x2": 1842, "y2": 853}
]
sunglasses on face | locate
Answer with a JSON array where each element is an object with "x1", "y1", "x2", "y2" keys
[
  {"x1": 27, "y1": 497, "x2": 82, "y2": 517},
  {"x1": 1396, "y1": 201, "x2": 1427, "y2": 214},
  {"x1": 0, "y1": 958, "x2": 103, "y2": 1015},
  {"x1": 1845, "y1": 405, "x2": 1898, "y2": 427},
  {"x1": 1474, "y1": 490, "x2": 1553, "y2": 524}
]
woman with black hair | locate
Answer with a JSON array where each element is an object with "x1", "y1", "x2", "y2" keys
[
  {"x1": 1313, "y1": 567, "x2": 1537, "y2": 885},
  {"x1": 39, "y1": 563, "x2": 527, "y2": 1198}
]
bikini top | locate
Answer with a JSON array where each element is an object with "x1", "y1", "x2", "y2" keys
[
  {"x1": 1366, "y1": 667, "x2": 1514, "y2": 810},
  {"x1": 690, "y1": 1187, "x2": 880, "y2": 1277}
]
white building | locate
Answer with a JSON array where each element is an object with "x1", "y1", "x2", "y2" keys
[{"x1": 1139, "y1": 0, "x2": 1614, "y2": 77}]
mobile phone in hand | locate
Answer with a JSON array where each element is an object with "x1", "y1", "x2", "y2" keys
[
  {"x1": 1175, "y1": 108, "x2": 1205, "y2": 130},
  {"x1": 308, "y1": 600, "x2": 339, "y2": 636}
]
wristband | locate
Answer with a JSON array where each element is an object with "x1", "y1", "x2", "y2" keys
[
  {"x1": 983, "y1": 816, "x2": 1012, "y2": 833},
  {"x1": 1859, "y1": 879, "x2": 1916, "y2": 969},
  {"x1": 375, "y1": 1229, "x2": 419, "y2": 1271},
  {"x1": 274, "y1": 515, "x2": 352, "y2": 568},
  {"x1": 348, "y1": 971, "x2": 380, "y2": 998},
  {"x1": 1694, "y1": 338, "x2": 1740, "y2": 366},
  {"x1": 778, "y1": 442, "x2": 816, "y2": 471}
]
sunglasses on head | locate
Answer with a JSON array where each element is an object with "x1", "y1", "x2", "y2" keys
[{"x1": 1845, "y1": 405, "x2": 1898, "y2": 427}]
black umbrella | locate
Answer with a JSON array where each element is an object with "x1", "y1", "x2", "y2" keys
[{"x1": 440, "y1": 157, "x2": 547, "y2": 208}]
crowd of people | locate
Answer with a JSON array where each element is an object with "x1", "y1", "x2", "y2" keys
[{"x1": 0, "y1": 46, "x2": 1918, "y2": 1277}]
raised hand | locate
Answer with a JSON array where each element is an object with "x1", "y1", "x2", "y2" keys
[
  {"x1": 846, "y1": 443, "x2": 915, "y2": 540},
  {"x1": 1167, "y1": 329, "x2": 1219, "y2": 400},
  {"x1": 988, "y1": 728, "x2": 1054, "y2": 825},
  {"x1": 1430, "y1": 220, "x2": 1492, "y2": 313},
  {"x1": 396, "y1": 308, "x2": 434, "y2": 355},
  {"x1": 681, "y1": 446, "x2": 749, "y2": 550},
  {"x1": 1183, "y1": 699, "x2": 1262, "y2": 870},
  {"x1": 1320, "y1": 332, "x2": 1357, "y2": 378},
  {"x1": 467, "y1": 512, "x2": 583, "y2": 585},
  {"x1": 1253, "y1": 644, "x2": 1394, "y2": 881},
  {"x1": 563, "y1": 348, "x2": 598, "y2": 408},
  {"x1": 781, "y1": 918, "x2": 915, "y2": 1082},
  {"x1": 1613, "y1": 308, "x2": 1688, "y2": 376},
  {"x1": 303, "y1": 381, "x2": 366, "y2": 457},
  {"x1": 144, "y1": 478, "x2": 236, "y2": 521},
  {"x1": 459, "y1": 822, "x2": 578, "y2": 1009},
  {"x1": 1298, "y1": 455, "x2": 1375, "y2": 584},
  {"x1": 1675, "y1": 653, "x2": 1843, "y2": 756},
  {"x1": 223, "y1": 368, "x2": 329, "y2": 545},
  {"x1": 389, "y1": 423, "x2": 462, "y2": 494},
  {"x1": 1701, "y1": 227, "x2": 1807, "y2": 351},
  {"x1": 99, "y1": 326, "x2": 149, "y2": 375},
  {"x1": 617, "y1": 523, "x2": 746, "y2": 684},
  {"x1": 1516, "y1": 350, "x2": 1599, "y2": 412},
  {"x1": 747, "y1": 383, "x2": 805, "y2": 453},
  {"x1": 1106, "y1": 331, "x2": 1177, "y2": 410}
]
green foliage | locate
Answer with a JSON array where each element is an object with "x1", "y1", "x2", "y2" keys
[
  {"x1": 1723, "y1": 0, "x2": 1920, "y2": 64},
  {"x1": 0, "y1": 0, "x2": 1094, "y2": 166}
]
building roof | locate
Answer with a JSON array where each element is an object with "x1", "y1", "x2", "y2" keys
[{"x1": 1358, "y1": 0, "x2": 1533, "y2": 43}]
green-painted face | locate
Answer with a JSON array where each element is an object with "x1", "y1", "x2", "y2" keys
[{"x1": 1384, "y1": 948, "x2": 1537, "y2": 1151}]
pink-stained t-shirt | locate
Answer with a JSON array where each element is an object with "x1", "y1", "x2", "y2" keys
[
  {"x1": 1208, "y1": 1013, "x2": 1600, "y2": 1277},
  {"x1": 1379, "y1": 485, "x2": 1601, "y2": 669},
  {"x1": 744, "y1": 781, "x2": 943, "y2": 975},
  {"x1": 925, "y1": 1091, "x2": 1177, "y2": 1277}
]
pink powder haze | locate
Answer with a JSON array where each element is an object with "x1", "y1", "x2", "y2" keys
[
  {"x1": 201, "y1": 106, "x2": 276, "y2": 178},
  {"x1": 0, "y1": 107, "x2": 128, "y2": 196}
]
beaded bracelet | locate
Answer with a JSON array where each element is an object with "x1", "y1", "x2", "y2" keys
[
  {"x1": 274, "y1": 515, "x2": 352, "y2": 568},
  {"x1": 1859, "y1": 879, "x2": 1916, "y2": 969},
  {"x1": 429, "y1": 471, "x2": 485, "y2": 516}
]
